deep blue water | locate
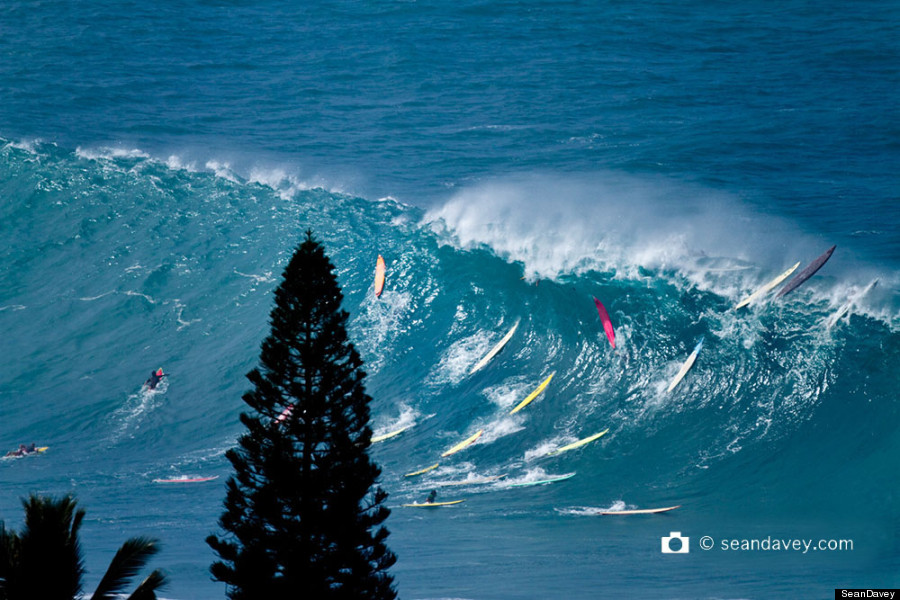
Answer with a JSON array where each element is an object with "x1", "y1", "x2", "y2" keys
[{"x1": 1, "y1": 1, "x2": 898, "y2": 598}]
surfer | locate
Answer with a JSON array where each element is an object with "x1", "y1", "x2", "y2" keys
[
  {"x1": 425, "y1": 490, "x2": 437, "y2": 504},
  {"x1": 5, "y1": 444, "x2": 34, "y2": 457},
  {"x1": 272, "y1": 403, "x2": 294, "y2": 427},
  {"x1": 144, "y1": 368, "x2": 166, "y2": 390}
]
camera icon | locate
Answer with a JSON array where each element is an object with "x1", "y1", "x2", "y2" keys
[{"x1": 661, "y1": 532, "x2": 690, "y2": 554}]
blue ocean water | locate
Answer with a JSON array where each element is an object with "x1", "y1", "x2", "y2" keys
[{"x1": 1, "y1": 1, "x2": 898, "y2": 598}]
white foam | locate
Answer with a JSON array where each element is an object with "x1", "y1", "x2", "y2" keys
[
  {"x1": 422, "y1": 172, "x2": 883, "y2": 311},
  {"x1": 4, "y1": 138, "x2": 43, "y2": 153},
  {"x1": 427, "y1": 330, "x2": 492, "y2": 386},
  {"x1": 123, "y1": 290, "x2": 157, "y2": 304},
  {"x1": 205, "y1": 160, "x2": 241, "y2": 183},
  {"x1": 165, "y1": 154, "x2": 199, "y2": 172},
  {"x1": 372, "y1": 404, "x2": 419, "y2": 438},
  {"x1": 174, "y1": 300, "x2": 202, "y2": 331},
  {"x1": 108, "y1": 382, "x2": 168, "y2": 443},
  {"x1": 482, "y1": 379, "x2": 528, "y2": 411},
  {"x1": 247, "y1": 166, "x2": 321, "y2": 201},
  {"x1": 233, "y1": 269, "x2": 276, "y2": 284},
  {"x1": 480, "y1": 416, "x2": 525, "y2": 444},
  {"x1": 354, "y1": 290, "x2": 413, "y2": 373},
  {"x1": 524, "y1": 436, "x2": 570, "y2": 461},
  {"x1": 75, "y1": 146, "x2": 149, "y2": 161},
  {"x1": 556, "y1": 500, "x2": 627, "y2": 516}
]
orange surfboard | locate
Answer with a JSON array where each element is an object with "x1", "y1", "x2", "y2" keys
[{"x1": 374, "y1": 255, "x2": 386, "y2": 297}]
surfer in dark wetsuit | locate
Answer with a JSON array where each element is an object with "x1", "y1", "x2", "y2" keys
[
  {"x1": 145, "y1": 368, "x2": 166, "y2": 390},
  {"x1": 426, "y1": 490, "x2": 437, "y2": 504}
]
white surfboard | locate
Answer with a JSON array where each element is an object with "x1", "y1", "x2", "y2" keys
[
  {"x1": 734, "y1": 262, "x2": 800, "y2": 309},
  {"x1": 601, "y1": 505, "x2": 680, "y2": 515},
  {"x1": 666, "y1": 337, "x2": 704, "y2": 393},
  {"x1": 470, "y1": 320, "x2": 520, "y2": 374}
]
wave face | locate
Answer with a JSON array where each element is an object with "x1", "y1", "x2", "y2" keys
[{"x1": 1, "y1": 143, "x2": 897, "y2": 597}]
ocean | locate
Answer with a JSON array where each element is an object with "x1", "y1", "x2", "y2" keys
[{"x1": 1, "y1": 1, "x2": 898, "y2": 598}]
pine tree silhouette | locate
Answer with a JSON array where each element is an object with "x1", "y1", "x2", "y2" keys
[{"x1": 207, "y1": 231, "x2": 396, "y2": 600}]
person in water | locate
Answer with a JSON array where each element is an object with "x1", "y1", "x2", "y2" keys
[
  {"x1": 6, "y1": 444, "x2": 33, "y2": 457},
  {"x1": 145, "y1": 368, "x2": 167, "y2": 390},
  {"x1": 426, "y1": 490, "x2": 437, "y2": 504}
]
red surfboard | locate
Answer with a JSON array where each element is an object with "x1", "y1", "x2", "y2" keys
[{"x1": 593, "y1": 297, "x2": 615, "y2": 349}]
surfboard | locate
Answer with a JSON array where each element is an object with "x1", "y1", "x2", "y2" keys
[
  {"x1": 470, "y1": 320, "x2": 520, "y2": 374},
  {"x1": 510, "y1": 373, "x2": 554, "y2": 414},
  {"x1": 666, "y1": 337, "x2": 704, "y2": 393},
  {"x1": 371, "y1": 424, "x2": 413, "y2": 443},
  {"x1": 441, "y1": 429, "x2": 484, "y2": 457},
  {"x1": 275, "y1": 403, "x2": 294, "y2": 424},
  {"x1": 601, "y1": 505, "x2": 681, "y2": 515},
  {"x1": 153, "y1": 475, "x2": 220, "y2": 484},
  {"x1": 734, "y1": 262, "x2": 801, "y2": 309},
  {"x1": 402, "y1": 500, "x2": 465, "y2": 508},
  {"x1": 404, "y1": 463, "x2": 440, "y2": 477},
  {"x1": 509, "y1": 473, "x2": 575, "y2": 487},
  {"x1": 546, "y1": 429, "x2": 609, "y2": 456},
  {"x1": 775, "y1": 245, "x2": 836, "y2": 299},
  {"x1": 593, "y1": 297, "x2": 615, "y2": 348},
  {"x1": 374, "y1": 255, "x2": 386, "y2": 297}
]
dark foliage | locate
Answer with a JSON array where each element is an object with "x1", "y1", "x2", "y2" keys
[
  {"x1": 207, "y1": 231, "x2": 396, "y2": 599},
  {"x1": 0, "y1": 495, "x2": 165, "y2": 600}
]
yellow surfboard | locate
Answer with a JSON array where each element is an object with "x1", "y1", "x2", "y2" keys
[
  {"x1": 404, "y1": 463, "x2": 439, "y2": 477},
  {"x1": 546, "y1": 429, "x2": 609, "y2": 456},
  {"x1": 441, "y1": 429, "x2": 484, "y2": 457},
  {"x1": 371, "y1": 424, "x2": 413, "y2": 443},
  {"x1": 509, "y1": 373, "x2": 554, "y2": 414}
]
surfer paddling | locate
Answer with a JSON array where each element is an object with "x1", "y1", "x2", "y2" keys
[
  {"x1": 144, "y1": 368, "x2": 167, "y2": 390},
  {"x1": 5, "y1": 443, "x2": 37, "y2": 457}
]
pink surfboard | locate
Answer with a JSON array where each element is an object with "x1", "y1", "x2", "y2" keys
[
  {"x1": 153, "y1": 475, "x2": 220, "y2": 484},
  {"x1": 593, "y1": 297, "x2": 615, "y2": 349}
]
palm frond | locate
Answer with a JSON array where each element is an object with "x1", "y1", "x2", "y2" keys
[
  {"x1": 19, "y1": 495, "x2": 84, "y2": 599},
  {"x1": 90, "y1": 537, "x2": 160, "y2": 600},
  {"x1": 124, "y1": 569, "x2": 167, "y2": 600}
]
